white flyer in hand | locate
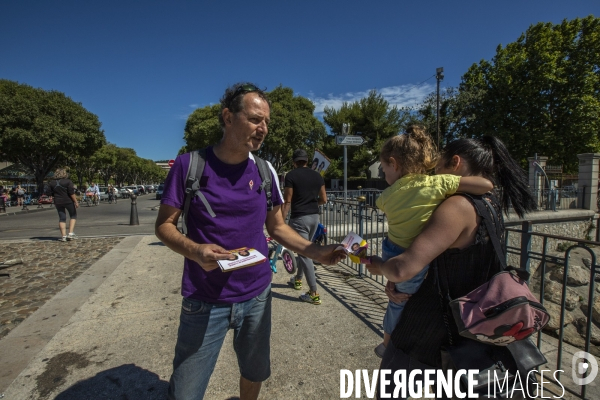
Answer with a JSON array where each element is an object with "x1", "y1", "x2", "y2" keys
[
  {"x1": 336, "y1": 232, "x2": 369, "y2": 263},
  {"x1": 217, "y1": 247, "x2": 267, "y2": 272}
]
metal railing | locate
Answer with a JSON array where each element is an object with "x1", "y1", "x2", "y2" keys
[
  {"x1": 319, "y1": 197, "x2": 599, "y2": 398},
  {"x1": 326, "y1": 188, "x2": 383, "y2": 207},
  {"x1": 531, "y1": 188, "x2": 582, "y2": 210},
  {"x1": 505, "y1": 224, "x2": 599, "y2": 399},
  {"x1": 320, "y1": 198, "x2": 386, "y2": 284}
]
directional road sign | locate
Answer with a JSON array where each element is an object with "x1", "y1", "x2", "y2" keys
[
  {"x1": 336, "y1": 135, "x2": 365, "y2": 146},
  {"x1": 168, "y1": 159, "x2": 175, "y2": 167}
]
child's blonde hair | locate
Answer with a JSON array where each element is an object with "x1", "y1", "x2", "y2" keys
[{"x1": 380, "y1": 125, "x2": 439, "y2": 175}]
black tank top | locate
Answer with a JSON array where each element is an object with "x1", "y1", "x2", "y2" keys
[{"x1": 390, "y1": 193, "x2": 505, "y2": 367}]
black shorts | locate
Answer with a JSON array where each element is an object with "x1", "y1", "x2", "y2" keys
[{"x1": 55, "y1": 203, "x2": 77, "y2": 222}]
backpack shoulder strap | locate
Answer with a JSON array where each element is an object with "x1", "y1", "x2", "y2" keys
[
  {"x1": 181, "y1": 149, "x2": 206, "y2": 235},
  {"x1": 254, "y1": 155, "x2": 273, "y2": 211},
  {"x1": 182, "y1": 149, "x2": 216, "y2": 235}
]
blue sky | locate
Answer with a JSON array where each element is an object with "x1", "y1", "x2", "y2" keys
[{"x1": 1, "y1": 1, "x2": 598, "y2": 161}]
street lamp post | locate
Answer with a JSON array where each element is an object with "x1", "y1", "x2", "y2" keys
[
  {"x1": 342, "y1": 123, "x2": 349, "y2": 201},
  {"x1": 436, "y1": 67, "x2": 444, "y2": 149}
]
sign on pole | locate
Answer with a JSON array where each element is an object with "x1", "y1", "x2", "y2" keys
[
  {"x1": 336, "y1": 135, "x2": 365, "y2": 146},
  {"x1": 168, "y1": 159, "x2": 175, "y2": 167}
]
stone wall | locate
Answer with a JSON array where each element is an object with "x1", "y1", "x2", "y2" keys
[
  {"x1": 503, "y1": 209, "x2": 600, "y2": 356},
  {"x1": 504, "y1": 210, "x2": 597, "y2": 270}
]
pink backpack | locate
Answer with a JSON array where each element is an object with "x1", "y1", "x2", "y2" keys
[
  {"x1": 449, "y1": 269, "x2": 550, "y2": 345},
  {"x1": 440, "y1": 196, "x2": 550, "y2": 346}
]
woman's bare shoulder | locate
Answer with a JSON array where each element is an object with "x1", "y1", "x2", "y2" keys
[{"x1": 437, "y1": 194, "x2": 477, "y2": 214}]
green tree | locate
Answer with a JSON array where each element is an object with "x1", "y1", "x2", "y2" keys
[
  {"x1": 322, "y1": 90, "x2": 410, "y2": 178},
  {"x1": 113, "y1": 147, "x2": 137, "y2": 186},
  {"x1": 0, "y1": 80, "x2": 106, "y2": 193},
  {"x1": 181, "y1": 104, "x2": 222, "y2": 154},
  {"x1": 148, "y1": 162, "x2": 167, "y2": 183},
  {"x1": 68, "y1": 153, "x2": 96, "y2": 189},
  {"x1": 258, "y1": 86, "x2": 327, "y2": 171},
  {"x1": 92, "y1": 143, "x2": 119, "y2": 186},
  {"x1": 181, "y1": 86, "x2": 328, "y2": 172},
  {"x1": 455, "y1": 16, "x2": 600, "y2": 171},
  {"x1": 413, "y1": 86, "x2": 485, "y2": 148},
  {"x1": 138, "y1": 158, "x2": 166, "y2": 184}
]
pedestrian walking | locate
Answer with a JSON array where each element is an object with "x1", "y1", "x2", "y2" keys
[
  {"x1": 281, "y1": 148, "x2": 327, "y2": 304},
  {"x1": 48, "y1": 169, "x2": 79, "y2": 242},
  {"x1": 16, "y1": 185, "x2": 25, "y2": 206}
]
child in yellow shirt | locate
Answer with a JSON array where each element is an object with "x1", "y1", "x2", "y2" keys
[{"x1": 374, "y1": 125, "x2": 493, "y2": 358}]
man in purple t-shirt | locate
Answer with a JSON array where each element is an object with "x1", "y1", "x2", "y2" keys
[{"x1": 156, "y1": 83, "x2": 344, "y2": 400}]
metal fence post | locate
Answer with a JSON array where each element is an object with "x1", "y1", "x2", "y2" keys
[
  {"x1": 520, "y1": 221, "x2": 533, "y2": 277},
  {"x1": 357, "y1": 196, "x2": 366, "y2": 277}
]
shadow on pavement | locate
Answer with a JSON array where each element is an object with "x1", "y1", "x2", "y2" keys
[
  {"x1": 272, "y1": 291, "x2": 303, "y2": 303},
  {"x1": 148, "y1": 241, "x2": 166, "y2": 246},
  {"x1": 30, "y1": 236, "x2": 62, "y2": 241},
  {"x1": 53, "y1": 364, "x2": 168, "y2": 400},
  {"x1": 315, "y1": 267, "x2": 385, "y2": 339},
  {"x1": 271, "y1": 283, "x2": 292, "y2": 290}
]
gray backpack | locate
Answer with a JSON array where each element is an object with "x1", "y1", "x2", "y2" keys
[{"x1": 181, "y1": 148, "x2": 273, "y2": 235}]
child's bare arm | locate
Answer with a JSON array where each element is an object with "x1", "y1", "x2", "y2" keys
[{"x1": 457, "y1": 176, "x2": 494, "y2": 195}]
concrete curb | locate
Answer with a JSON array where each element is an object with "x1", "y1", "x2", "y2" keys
[{"x1": 0, "y1": 207, "x2": 56, "y2": 217}]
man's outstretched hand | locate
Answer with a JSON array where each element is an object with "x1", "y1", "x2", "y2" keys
[{"x1": 311, "y1": 244, "x2": 347, "y2": 266}]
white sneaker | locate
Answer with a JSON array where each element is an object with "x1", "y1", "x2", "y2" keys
[
  {"x1": 374, "y1": 343, "x2": 386, "y2": 358},
  {"x1": 67, "y1": 233, "x2": 78, "y2": 241},
  {"x1": 58, "y1": 236, "x2": 68, "y2": 242}
]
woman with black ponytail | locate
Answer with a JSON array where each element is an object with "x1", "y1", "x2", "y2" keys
[{"x1": 367, "y1": 136, "x2": 536, "y2": 399}]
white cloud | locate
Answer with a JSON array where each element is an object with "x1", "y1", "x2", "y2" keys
[
  {"x1": 309, "y1": 83, "x2": 436, "y2": 114},
  {"x1": 189, "y1": 104, "x2": 199, "y2": 109}
]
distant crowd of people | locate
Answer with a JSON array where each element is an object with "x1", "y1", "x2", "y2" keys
[{"x1": 0, "y1": 184, "x2": 27, "y2": 207}]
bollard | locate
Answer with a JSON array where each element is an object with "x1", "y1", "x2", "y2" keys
[
  {"x1": 357, "y1": 195, "x2": 366, "y2": 277},
  {"x1": 129, "y1": 194, "x2": 139, "y2": 225}
]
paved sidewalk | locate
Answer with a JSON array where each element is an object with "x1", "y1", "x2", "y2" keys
[
  {"x1": 2, "y1": 235, "x2": 594, "y2": 400},
  {"x1": 1, "y1": 236, "x2": 386, "y2": 399}
]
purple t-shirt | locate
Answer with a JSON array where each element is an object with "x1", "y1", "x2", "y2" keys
[{"x1": 161, "y1": 147, "x2": 283, "y2": 303}]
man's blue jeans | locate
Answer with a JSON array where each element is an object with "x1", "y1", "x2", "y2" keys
[{"x1": 168, "y1": 285, "x2": 272, "y2": 400}]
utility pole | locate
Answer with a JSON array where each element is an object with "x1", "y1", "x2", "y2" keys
[
  {"x1": 436, "y1": 67, "x2": 444, "y2": 149},
  {"x1": 342, "y1": 123, "x2": 349, "y2": 201}
]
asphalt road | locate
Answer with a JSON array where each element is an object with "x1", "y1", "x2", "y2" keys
[{"x1": 0, "y1": 194, "x2": 161, "y2": 240}]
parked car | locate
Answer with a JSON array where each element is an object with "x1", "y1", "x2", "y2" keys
[
  {"x1": 124, "y1": 185, "x2": 139, "y2": 196},
  {"x1": 156, "y1": 184, "x2": 164, "y2": 200},
  {"x1": 145, "y1": 185, "x2": 155, "y2": 193},
  {"x1": 98, "y1": 186, "x2": 111, "y2": 201},
  {"x1": 119, "y1": 187, "x2": 133, "y2": 198},
  {"x1": 37, "y1": 195, "x2": 54, "y2": 204}
]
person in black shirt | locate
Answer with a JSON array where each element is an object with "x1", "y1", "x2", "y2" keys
[
  {"x1": 282, "y1": 149, "x2": 327, "y2": 304},
  {"x1": 48, "y1": 169, "x2": 79, "y2": 242}
]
